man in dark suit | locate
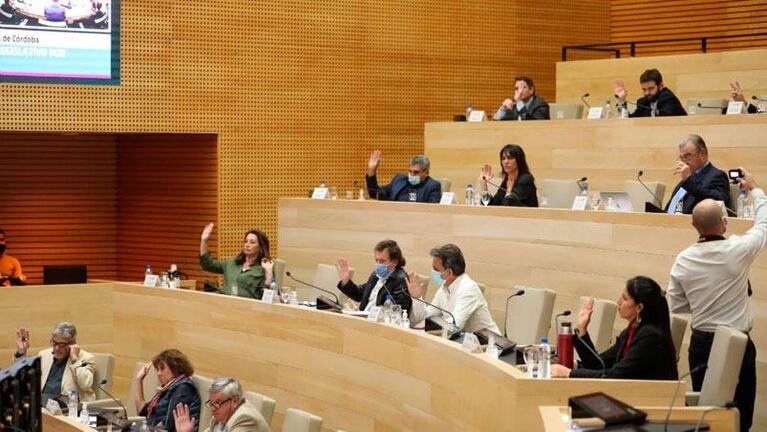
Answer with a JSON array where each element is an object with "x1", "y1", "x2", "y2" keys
[
  {"x1": 335, "y1": 239, "x2": 412, "y2": 313},
  {"x1": 665, "y1": 134, "x2": 730, "y2": 214},
  {"x1": 493, "y1": 76, "x2": 550, "y2": 120},
  {"x1": 615, "y1": 68, "x2": 687, "y2": 117},
  {"x1": 365, "y1": 151, "x2": 442, "y2": 203}
]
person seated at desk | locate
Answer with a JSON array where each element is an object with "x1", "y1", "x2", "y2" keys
[
  {"x1": 336, "y1": 239, "x2": 412, "y2": 313},
  {"x1": 407, "y1": 244, "x2": 500, "y2": 334},
  {"x1": 724, "y1": 81, "x2": 761, "y2": 114},
  {"x1": 615, "y1": 68, "x2": 687, "y2": 117},
  {"x1": 664, "y1": 134, "x2": 729, "y2": 215},
  {"x1": 493, "y1": 76, "x2": 550, "y2": 121},
  {"x1": 136, "y1": 349, "x2": 201, "y2": 432},
  {"x1": 199, "y1": 223, "x2": 274, "y2": 299},
  {"x1": 44, "y1": 0, "x2": 67, "y2": 21},
  {"x1": 552, "y1": 276, "x2": 678, "y2": 380},
  {"x1": 478, "y1": 144, "x2": 538, "y2": 207},
  {"x1": 0, "y1": 228, "x2": 26, "y2": 287},
  {"x1": 366, "y1": 151, "x2": 442, "y2": 203},
  {"x1": 13, "y1": 322, "x2": 97, "y2": 401},
  {"x1": 173, "y1": 377, "x2": 271, "y2": 432}
]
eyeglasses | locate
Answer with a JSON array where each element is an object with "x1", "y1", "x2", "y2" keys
[
  {"x1": 50, "y1": 339, "x2": 73, "y2": 348},
  {"x1": 205, "y1": 397, "x2": 233, "y2": 410}
]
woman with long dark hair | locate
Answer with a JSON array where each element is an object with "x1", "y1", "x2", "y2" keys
[
  {"x1": 478, "y1": 144, "x2": 538, "y2": 207},
  {"x1": 552, "y1": 276, "x2": 678, "y2": 380},
  {"x1": 199, "y1": 223, "x2": 274, "y2": 299}
]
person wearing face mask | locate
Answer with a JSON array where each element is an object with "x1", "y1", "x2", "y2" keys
[
  {"x1": 199, "y1": 223, "x2": 274, "y2": 299},
  {"x1": 0, "y1": 228, "x2": 26, "y2": 287},
  {"x1": 615, "y1": 68, "x2": 687, "y2": 117},
  {"x1": 664, "y1": 134, "x2": 729, "y2": 215},
  {"x1": 478, "y1": 144, "x2": 538, "y2": 207},
  {"x1": 365, "y1": 151, "x2": 442, "y2": 203},
  {"x1": 551, "y1": 276, "x2": 678, "y2": 380},
  {"x1": 173, "y1": 377, "x2": 271, "y2": 432},
  {"x1": 406, "y1": 244, "x2": 499, "y2": 334},
  {"x1": 13, "y1": 322, "x2": 97, "y2": 401},
  {"x1": 493, "y1": 76, "x2": 550, "y2": 121},
  {"x1": 335, "y1": 239, "x2": 412, "y2": 313},
  {"x1": 667, "y1": 169, "x2": 765, "y2": 432}
]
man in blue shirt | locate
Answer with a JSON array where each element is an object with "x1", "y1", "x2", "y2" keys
[{"x1": 365, "y1": 151, "x2": 442, "y2": 203}]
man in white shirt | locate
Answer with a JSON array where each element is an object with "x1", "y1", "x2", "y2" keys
[
  {"x1": 407, "y1": 244, "x2": 499, "y2": 334},
  {"x1": 668, "y1": 168, "x2": 765, "y2": 432}
]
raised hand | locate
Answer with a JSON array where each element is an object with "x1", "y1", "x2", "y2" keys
[
  {"x1": 614, "y1": 79, "x2": 627, "y2": 101},
  {"x1": 480, "y1": 163, "x2": 494, "y2": 181},
  {"x1": 136, "y1": 362, "x2": 152, "y2": 382},
  {"x1": 16, "y1": 328, "x2": 30, "y2": 356},
  {"x1": 336, "y1": 258, "x2": 351, "y2": 285},
  {"x1": 368, "y1": 150, "x2": 382, "y2": 175},
  {"x1": 739, "y1": 167, "x2": 758, "y2": 191},
  {"x1": 201, "y1": 223, "x2": 215, "y2": 242},
  {"x1": 406, "y1": 271, "x2": 426, "y2": 298},
  {"x1": 173, "y1": 403, "x2": 196, "y2": 432},
  {"x1": 261, "y1": 257, "x2": 274, "y2": 273},
  {"x1": 577, "y1": 297, "x2": 594, "y2": 336},
  {"x1": 730, "y1": 81, "x2": 745, "y2": 102},
  {"x1": 69, "y1": 344, "x2": 81, "y2": 362}
]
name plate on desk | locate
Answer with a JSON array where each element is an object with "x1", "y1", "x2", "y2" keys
[
  {"x1": 726, "y1": 101, "x2": 745, "y2": 115},
  {"x1": 439, "y1": 192, "x2": 456, "y2": 205},
  {"x1": 467, "y1": 110, "x2": 486, "y2": 122},
  {"x1": 367, "y1": 306, "x2": 382, "y2": 322},
  {"x1": 571, "y1": 195, "x2": 588, "y2": 210},
  {"x1": 143, "y1": 274, "x2": 159, "y2": 287},
  {"x1": 311, "y1": 187, "x2": 329, "y2": 199},
  {"x1": 586, "y1": 107, "x2": 603, "y2": 119},
  {"x1": 261, "y1": 289, "x2": 277, "y2": 303}
]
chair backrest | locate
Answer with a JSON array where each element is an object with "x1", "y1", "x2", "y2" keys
[
  {"x1": 541, "y1": 179, "x2": 580, "y2": 209},
  {"x1": 476, "y1": 176, "x2": 503, "y2": 196},
  {"x1": 729, "y1": 183, "x2": 739, "y2": 214},
  {"x1": 549, "y1": 103, "x2": 584, "y2": 120},
  {"x1": 624, "y1": 180, "x2": 666, "y2": 211},
  {"x1": 191, "y1": 374, "x2": 213, "y2": 430},
  {"x1": 577, "y1": 297, "x2": 618, "y2": 352},
  {"x1": 244, "y1": 390, "x2": 276, "y2": 425},
  {"x1": 90, "y1": 353, "x2": 115, "y2": 400},
  {"x1": 312, "y1": 263, "x2": 353, "y2": 304},
  {"x1": 273, "y1": 258, "x2": 286, "y2": 288},
  {"x1": 282, "y1": 408, "x2": 322, "y2": 432},
  {"x1": 435, "y1": 177, "x2": 452, "y2": 193},
  {"x1": 670, "y1": 313, "x2": 689, "y2": 363},
  {"x1": 686, "y1": 98, "x2": 727, "y2": 115},
  {"x1": 699, "y1": 326, "x2": 748, "y2": 406},
  {"x1": 505, "y1": 287, "x2": 556, "y2": 345},
  {"x1": 126, "y1": 362, "x2": 160, "y2": 417}
]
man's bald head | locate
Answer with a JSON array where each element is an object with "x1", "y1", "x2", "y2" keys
[{"x1": 692, "y1": 199, "x2": 726, "y2": 236}]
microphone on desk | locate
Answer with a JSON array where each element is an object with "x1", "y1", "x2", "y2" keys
[
  {"x1": 97, "y1": 379, "x2": 128, "y2": 419},
  {"x1": 693, "y1": 401, "x2": 736, "y2": 432},
  {"x1": 573, "y1": 328, "x2": 606, "y2": 378},
  {"x1": 663, "y1": 363, "x2": 708, "y2": 432},
  {"x1": 576, "y1": 176, "x2": 588, "y2": 194},
  {"x1": 553, "y1": 310, "x2": 571, "y2": 334},
  {"x1": 503, "y1": 289, "x2": 525, "y2": 337},
  {"x1": 581, "y1": 93, "x2": 591, "y2": 108},
  {"x1": 637, "y1": 170, "x2": 664, "y2": 208},
  {"x1": 752, "y1": 95, "x2": 767, "y2": 102},
  {"x1": 696, "y1": 102, "x2": 725, "y2": 111},
  {"x1": 285, "y1": 271, "x2": 342, "y2": 311}
]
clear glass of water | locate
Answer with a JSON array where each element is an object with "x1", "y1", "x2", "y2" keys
[
  {"x1": 330, "y1": 187, "x2": 338, "y2": 200},
  {"x1": 279, "y1": 286, "x2": 291, "y2": 303},
  {"x1": 345, "y1": 189, "x2": 353, "y2": 200},
  {"x1": 523, "y1": 346, "x2": 541, "y2": 378},
  {"x1": 480, "y1": 191, "x2": 492, "y2": 206}
]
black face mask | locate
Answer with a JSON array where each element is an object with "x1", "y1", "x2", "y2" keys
[{"x1": 0, "y1": 244, "x2": 6, "y2": 254}]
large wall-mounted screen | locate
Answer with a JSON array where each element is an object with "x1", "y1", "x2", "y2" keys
[{"x1": 0, "y1": 0, "x2": 120, "y2": 84}]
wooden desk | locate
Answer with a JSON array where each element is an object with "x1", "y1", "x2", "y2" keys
[
  {"x1": 539, "y1": 405, "x2": 738, "y2": 432},
  {"x1": 43, "y1": 412, "x2": 95, "y2": 432},
  {"x1": 1, "y1": 283, "x2": 681, "y2": 432}
]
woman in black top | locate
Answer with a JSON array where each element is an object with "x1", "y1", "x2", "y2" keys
[
  {"x1": 478, "y1": 144, "x2": 538, "y2": 207},
  {"x1": 551, "y1": 276, "x2": 678, "y2": 380}
]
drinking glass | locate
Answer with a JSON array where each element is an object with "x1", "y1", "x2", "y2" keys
[
  {"x1": 329, "y1": 186, "x2": 338, "y2": 200},
  {"x1": 589, "y1": 192, "x2": 601, "y2": 211},
  {"x1": 523, "y1": 346, "x2": 541, "y2": 378},
  {"x1": 480, "y1": 191, "x2": 492, "y2": 206},
  {"x1": 345, "y1": 189, "x2": 353, "y2": 200},
  {"x1": 279, "y1": 286, "x2": 291, "y2": 303}
]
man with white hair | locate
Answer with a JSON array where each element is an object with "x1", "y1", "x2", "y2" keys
[
  {"x1": 14, "y1": 322, "x2": 96, "y2": 401},
  {"x1": 173, "y1": 377, "x2": 271, "y2": 432}
]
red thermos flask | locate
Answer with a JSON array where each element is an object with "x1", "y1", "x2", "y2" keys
[{"x1": 558, "y1": 322, "x2": 574, "y2": 369}]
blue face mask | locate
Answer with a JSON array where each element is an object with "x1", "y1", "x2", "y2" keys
[
  {"x1": 408, "y1": 174, "x2": 421, "y2": 186},
  {"x1": 516, "y1": 100, "x2": 525, "y2": 111},
  {"x1": 432, "y1": 269, "x2": 445, "y2": 286},
  {"x1": 374, "y1": 263, "x2": 391, "y2": 279}
]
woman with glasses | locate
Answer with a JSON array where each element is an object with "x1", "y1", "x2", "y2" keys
[{"x1": 135, "y1": 349, "x2": 201, "y2": 432}]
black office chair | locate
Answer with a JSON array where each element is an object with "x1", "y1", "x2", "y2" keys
[{"x1": 43, "y1": 265, "x2": 87, "y2": 284}]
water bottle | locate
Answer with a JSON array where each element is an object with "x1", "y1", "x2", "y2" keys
[
  {"x1": 602, "y1": 100, "x2": 612, "y2": 119},
  {"x1": 169, "y1": 264, "x2": 180, "y2": 288},
  {"x1": 319, "y1": 179, "x2": 327, "y2": 188},
  {"x1": 466, "y1": 103, "x2": 473, "y2": 120},
  {"x1": 539, "y1": 337, "x2": 552, "y2": 379},
  {"x1": 557, "y1": 322, "x2": 574, "y2": 369},
  {"x1": 485, "y1": 333, "x2": 499, "y2": 359},
  {"x1": 382, "y1": 295, "x2": 394, "y2": 324},
  {"x1": 144, "y1": 264, "x2": 152, "y2": 277},
  {"x1": 400, "y1": 310, "x2": 410, "y2": 329},
  {"x1": 269, "y1": 277, "x2": 277, "y2": 292},
  {"x1": 606, "y1": 196, "x2": 616, "y2": 211},
  {"x1": 79, "y1": 403, "x2": 90, "y2": 425},
  {"x1": 465, "y1": 184, "x2": 474, "y2": 205},
  {"x1": 67, "y1": 389, "x2": 78, "y2": 420},
  {"x1": 737, "y1": 188, "x2": 746, "y2": 218}
]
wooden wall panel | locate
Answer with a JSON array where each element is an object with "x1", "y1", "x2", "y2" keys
[
  {"x1": 610, "y1": 0, "x2": 767, "y2": 57},
  {"x1": 116, "y1": 135, "x2": 218, "y2": 287},
  {"x1": 0, "y1": 134, "x2": 118, "y2": 285},
  {"x1": 0, "y1": 1, "x2": 609, "y2": 260}
]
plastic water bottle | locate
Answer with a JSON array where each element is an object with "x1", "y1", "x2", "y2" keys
[
  {"x1": 67, "y1": 389, "x2": 78, "y2": 420},
  {"x1": 382, "y1": 295, "x2": 394, "y2": 324},
  {"x1": 737, "y1": 188, "x2": 746, "y2": 218},
  {"x1": 539, "y1": 337, "x2": 552, "y2": 379},
  {"x1": 466, "y1": 103, "x2": 473, "y2": 120},
  {"x1": 79, "y1": 403, "x2": 90, "y2": 425},
  {"x1": 465, "y1": 184, "x2": 474, "y2": 205},
  {"x1": 144, "y1": 264, "x2": 152, "y2": 277},
  {"x1": 606, "y1": 196, "x2": 616, "y2": 211},
  {"x1": 269, "y1": 277, "x2": 277, "y2": 292},
  {"x1": 602, "y1": 100, "x2": 612, "y2": 119},
  {"x1": 485, "y1": 333, "x2": 499, "y2": 359},
  {"x1": 400, "y1": 310, "x2": 410, "y2": 329}
]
